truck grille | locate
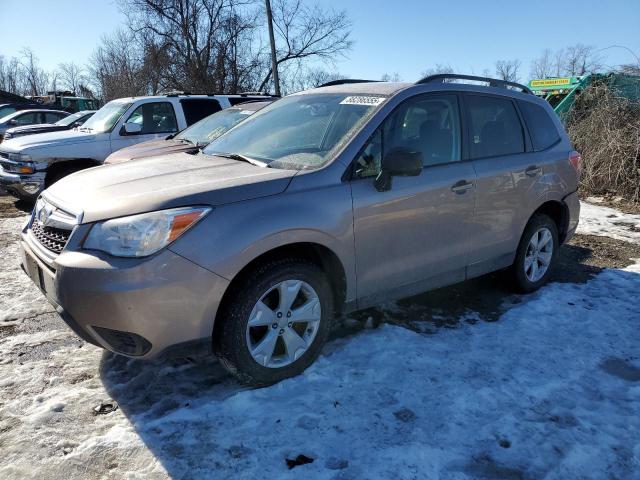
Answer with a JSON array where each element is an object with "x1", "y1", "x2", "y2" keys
[{"x1": 30, "y1": 220, "x2": 72, "y2": 254}]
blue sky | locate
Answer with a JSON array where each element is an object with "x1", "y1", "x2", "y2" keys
[{"x1": 1, "y1": 0, "x2": 639, "y2": 83}]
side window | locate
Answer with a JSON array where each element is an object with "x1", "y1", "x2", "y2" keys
[
  {"x1": 518, "y1": 100, "x2": 561, "y2": 151},
  {"x1": 14, "y1": 112, "x2": 39, "y2": 125},
  {"x1": 45, "y1": 112, "x2": 63, "y2": 123},
  {"x1": 125, "y1": 102, "x2": 178, "y2": 134},
  {"x1": 466, "y1": 95, "x2": 524, "y2": 159},
  {"x1": 354, "y1": 94, "x2": 461, "y2": 178},
  {"x1": 181, "y1": 99, "x2": 222, "y2": 125}
]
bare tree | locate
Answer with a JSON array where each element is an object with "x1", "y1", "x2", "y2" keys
[
  {"x1": 530, "y1": 48, "x2": 555, "y2": 79},
  {"x1": 258, "y1": 0, "x2": 352, "y2": 91},
  {"x1": 420, "y1": 63, "x2": 453, "y2": 78},
  {"x1": 495, "y1": 59, "x2": 521, "y2": 83},
  {"x1": 58, "y1": 62, "x2": 85, "y2": 93},
  {"x1": 280, "y1": 67, "x2": 343, "y2": 93},
  {"x1": 89, "y1": 29, "x2": 149, "y2": 101},
  {"x1": 20, "y1": 48, "x2": 49, "y2": 96},
  {"x1": 0, "y1": 56, "x2": 22, "y2": 93},
  {"x1": 380, "y1": 72, "x2": 402, "y2": 82},
  {"x1": 563, "y1": 44, "x2": 603, "y2": 76}
]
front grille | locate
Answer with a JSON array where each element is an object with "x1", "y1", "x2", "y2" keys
[{"x1": 30, "y1": 220, "x2": 71, "y2": 254}]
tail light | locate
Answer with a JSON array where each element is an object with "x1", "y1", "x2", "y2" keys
[{"x1": 569, "y1": 151, "x2": 582, "y2": 174}]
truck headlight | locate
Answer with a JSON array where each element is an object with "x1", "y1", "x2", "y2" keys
[
  {"x1": 84, "y1": 207, "x2": 211, "y2": 257},
  {"x1": 8, "y1": 153, "x2": 32, "y2": 162}
]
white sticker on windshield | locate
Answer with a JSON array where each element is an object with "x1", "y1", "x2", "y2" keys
[{"x1": 339, "y1": 96, "x2": 385, "y2": 106}]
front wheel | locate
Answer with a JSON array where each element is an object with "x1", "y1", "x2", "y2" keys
[
  {"x1": 509, "y1": 214, "x2": 559, "y2": 293},
  {"x1": 214, "y1": 258, "x2": 334, "y2": 386}
]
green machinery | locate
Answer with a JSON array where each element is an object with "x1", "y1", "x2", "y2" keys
[{"x1": 528, "y1": 73, "x2": 640, "y2": 123}]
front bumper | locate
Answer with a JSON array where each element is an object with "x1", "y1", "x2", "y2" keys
[
  {"x1": 0, "y1": 167, "x2": 45, "y2": 199},
  {"x1": 20, "y1": 235, "x2": 230, "y2": 359}
]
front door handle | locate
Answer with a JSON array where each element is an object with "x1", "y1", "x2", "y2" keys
[
  {"x1": 451, "y1": 180, "x2": 474, "y2": 194},
  {"x1": 525, "y1": 165, "x2": 542, "y2": 177}
]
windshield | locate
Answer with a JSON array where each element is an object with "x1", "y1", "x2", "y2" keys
[
  {"x1": 202, "y1": 93, "x2": 386, "y2": 169},
  {"x1": 176, "y1": 108, "x2": 255, "y2": 146},
  {"x1": 81, "y1": 100, "x2": 132, "y2": 133},
  {"x1": 55, "y1": 111, "x2": 84, "y2": 127}
]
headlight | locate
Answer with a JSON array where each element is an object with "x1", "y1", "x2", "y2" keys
[
  {"x1": 8, "y1": 153, "x2": 31, "y2": 162},
  {"x1": 83, "y1": 206, "x2": 211, "y2": 257}
]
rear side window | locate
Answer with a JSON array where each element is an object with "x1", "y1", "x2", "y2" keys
[
  {"x1": 465, "y1": 95, "x2": 524, "y2": 159},
  {"x1": 518, "y1": 101, "x2": 561, "y2": 151},
  {"x1": 181, "y1": 99, "x2": 222, "y2": 125}
]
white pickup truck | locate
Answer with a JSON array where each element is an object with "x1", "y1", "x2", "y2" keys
[{"x1": 0, "y1": 93, "x2": 273, "y2": 201}]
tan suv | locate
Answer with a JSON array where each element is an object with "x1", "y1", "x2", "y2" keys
[{"x1": 20, "y1": 74, "x2": 581, "y2": 386}]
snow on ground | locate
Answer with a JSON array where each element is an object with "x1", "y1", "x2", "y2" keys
[
  {"x1": 0, "y1": 203, "x2": 639, "y2": 479},
  {"x1": 0, "y1": 216, "x2": 55, "y2": 323},
  {"x1": 577, "y1": 202, "x2": 640, "y2": 245}
]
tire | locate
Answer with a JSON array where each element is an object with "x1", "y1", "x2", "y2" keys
[
  {"x1": 509, "y1": 214, "x2": 559, "y2": 293},
  {"x1": 214, "y1": 257, "x2": 334, "y2": 387}
]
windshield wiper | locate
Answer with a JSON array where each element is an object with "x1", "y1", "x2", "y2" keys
[{"x1": 214, "y1": 153, "x2": 269, "y2": 168}]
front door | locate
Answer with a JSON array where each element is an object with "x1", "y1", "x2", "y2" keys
[
  {"x1": 350, "y1": 93, "x2": 477, "y2": 305},
  {"x1": 110, "y1": 101, "x2": 179, "y2": 153}
]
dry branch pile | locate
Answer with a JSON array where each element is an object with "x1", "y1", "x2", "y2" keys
[{"x1": 567, "y1": 84, "x2": 640, "y2": 203}]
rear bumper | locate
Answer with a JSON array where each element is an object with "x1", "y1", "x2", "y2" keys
[
  {"x1": 563, "y1": 190, "x2": 580, "y2": 243},
  {"x1": 20, "y1": 236, "x2": 230, "y2": 359}
]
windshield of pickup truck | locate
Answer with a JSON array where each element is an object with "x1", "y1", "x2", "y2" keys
[
  {"x1": 202, "y1": 93, "x2": 386, "y2": 169},
  {"x1": 176, "y1": 107, "x2": 258, "y2": 146},
  {"x1": 81, "y1": 100, "x2": 132, "y2": 133}
]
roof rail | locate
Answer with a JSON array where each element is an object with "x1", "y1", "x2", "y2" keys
[
  {"x1": 416, "y1": 74, "x2": 533, "y2": 94},
  {"x1": 318, "y1": 79, "x2": 379, "y2": 88},
  {"x1": 238, "y1": 91, "x2": 277, "y2": 97}
]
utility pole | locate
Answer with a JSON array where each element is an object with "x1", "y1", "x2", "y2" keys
[{"x1": 265, "y1": 0, "x2": 281, "y2": 96}]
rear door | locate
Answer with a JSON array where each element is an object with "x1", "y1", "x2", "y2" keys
[
  {"x1": 464, "y1": 93, "x2": 542, "y2": 275},
  {"x1": 350, "y1": 92, "x2": 477, "y2": 304}
]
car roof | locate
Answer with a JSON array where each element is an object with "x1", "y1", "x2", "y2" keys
[
  {"x1": 3, "y1": 109, "x2": 68, "y2": 118},
  {"x1": 299, "y1": 81, "x2": 412, "y2": 97},
  {"x1": 110, "y1": 94, "x2": 276, "y2": 102},
  {"x1": 229, "y1": 100, "x2": 274, "y2": 111}
]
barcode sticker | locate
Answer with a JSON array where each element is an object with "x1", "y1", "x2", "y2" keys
[{"x1": 339, "y1": 96, "x2": 385, "y2": 106}]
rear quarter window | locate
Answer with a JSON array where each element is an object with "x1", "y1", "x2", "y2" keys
[
  {"x1": 465, "y1": 95, "x2": 525, "y2": 159},
  {"x1": 180, "y1": 99, "x2": 222, "y2": 126},
  {"x1": 518, "y1": 100, "x2": 561, "y2": 151}
]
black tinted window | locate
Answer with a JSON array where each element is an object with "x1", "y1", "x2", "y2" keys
[
  {"x1": 181, "y1": 99, "x2": 221, "y2": 125},
  {"x1": 466, "y1": 95, "x2": 524, "y2": 159},
  {"x1": 518, "y1": 100, "x2": 560, "y2": 151}
]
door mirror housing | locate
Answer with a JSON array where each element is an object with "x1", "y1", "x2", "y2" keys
[
  {"x1": 122, "y1": 122, "x2": 142, "y2": 135},
  {"x1": 8, "y1": 119, "x2": 18, "y2": 126},
  {"x1": 374, "y1": 147, "x2": 423, "y2": 192}
]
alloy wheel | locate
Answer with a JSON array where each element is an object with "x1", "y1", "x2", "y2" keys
[
  {"x1": 524, "y1": 227, "x2": 553, "y2": 282},
  {"x1": 245, "y1": 279, "x2": 322, "y2": 368}
]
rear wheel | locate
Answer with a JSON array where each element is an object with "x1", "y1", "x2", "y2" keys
[
  {"x1": 509, "y1": 214, "x2": 558, "y2": 293},
  {"x1": 214, "y1": 258, "x2": 333, "y2": 386}
]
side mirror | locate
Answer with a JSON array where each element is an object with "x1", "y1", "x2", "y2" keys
[
  {"x1": 121, "y1": 122, "x2": 142, "y2": 135},
  {"x1": 8, "y1": 119, "x2": 17, "y2": 126},
  {"x1": 374, "y1": 147, "x2": 423, "y2": 192}
]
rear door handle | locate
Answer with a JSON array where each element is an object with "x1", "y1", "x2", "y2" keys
[
  {"x1": 525, "y1": 165, "x2": 542, "y2": 177},
  {"x1": 451, "y1": 180, "x2": 474, "y2": 194}
]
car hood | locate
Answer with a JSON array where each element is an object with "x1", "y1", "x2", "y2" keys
[
  {"x1": 105, "y1": 138, "x2": 195, "y2": 164},
  {"x1": 0, "y1": 129, "x2": 98, "y2": 152},
  {"x1": 44, "y1": 152, "x2": 297, "y2": 223},
  {"x1": 8, "y1": 123, "x2": 58, "y2": 133}
]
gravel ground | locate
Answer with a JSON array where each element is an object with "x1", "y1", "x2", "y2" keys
[{"x1": 0, "y1": 195, "x2": 638, "y2": 479}]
